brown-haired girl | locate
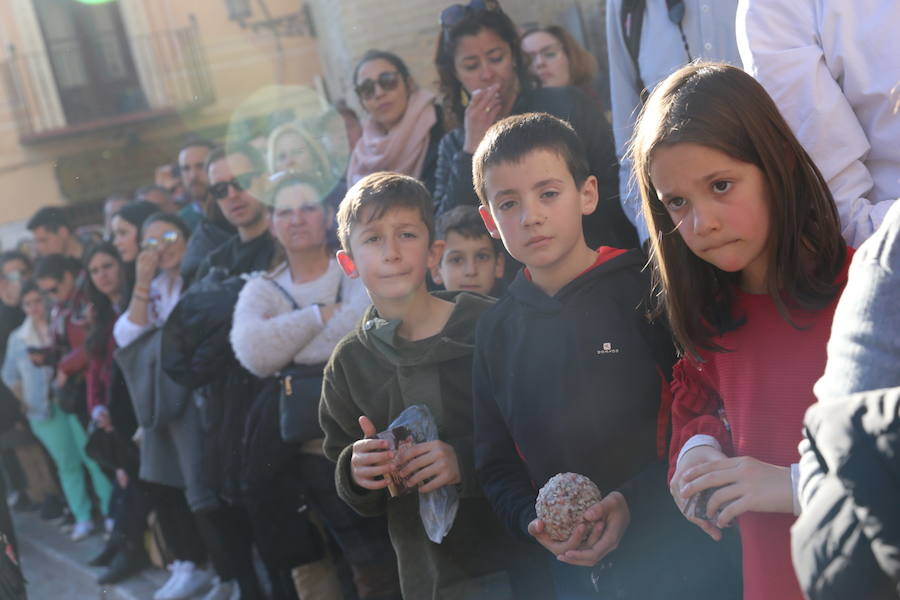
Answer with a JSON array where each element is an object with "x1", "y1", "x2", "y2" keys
[
  {"x1": 520, "y1": 25, "x2": 601, "y2": 100},
  {"x1": 630, "y1": 62, "x2": 850, "y2": 600}
]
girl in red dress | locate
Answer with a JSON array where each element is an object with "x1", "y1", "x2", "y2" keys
[{"x1": 629, "y1": 62, "x2": 851, "y2": 600}]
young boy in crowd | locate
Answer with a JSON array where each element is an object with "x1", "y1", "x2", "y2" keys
[
  {"x1": 319, "y1": 172, "x2": 551, "y2": 600},
  {"x1": 471, "y1": 113, "x2": 741, "y2": 598},
  {"x1": 431, "y1": 205, "x2": 505, "y2": 296}
]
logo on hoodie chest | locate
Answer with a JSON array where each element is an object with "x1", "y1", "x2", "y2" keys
[{"x1": 596, "y1": 342, "x2": 620, "y2": 355}]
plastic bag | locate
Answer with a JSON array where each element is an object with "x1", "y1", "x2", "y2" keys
[{"x1": 376, "y1": 405, "x2": 458, "y2": 543}]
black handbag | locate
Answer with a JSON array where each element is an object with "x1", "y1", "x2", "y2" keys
[
  {"x1": 268, "y1": 277, "x2": 341, "y2": 444},
  {"x1": 53, "y1": 373, "x2": 85, "y2": 415}
]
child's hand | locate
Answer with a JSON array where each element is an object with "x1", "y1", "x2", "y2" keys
[
  {"x1": 559, "y1": 492, "x2": 631, "y2": 567},
  {"x1": 395, "y1": 440, "x2": 460, "y2": 493},
  {"x1": 670, "y1": 444, "x2": 728, "y2": 540},
  {"x1": 528, "y1": 516, "x2": 595, "y2": 562},
  {"x1": 350, "y1": 416, "x2": 394, "y2": 491},
  {"x1": 679, "y1": 455, "x2": 793, "y2": 528}
]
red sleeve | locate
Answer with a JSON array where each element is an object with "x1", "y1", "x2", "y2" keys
[{"x1": 667, "y1": 357, "x2": 734, "y2": 482}]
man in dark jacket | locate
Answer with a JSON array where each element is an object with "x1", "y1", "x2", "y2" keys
[{"x1": 165, "y1": 143, "x2": 277, "y2": 600}]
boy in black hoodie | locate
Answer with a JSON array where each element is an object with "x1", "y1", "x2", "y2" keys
[{"x1": 471, "y1": 113, "x2": 741, "y2": 598}]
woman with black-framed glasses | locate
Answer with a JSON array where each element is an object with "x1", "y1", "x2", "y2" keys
[{"x1": 433, "y1": 0, "x2": 637, "y2": 251}]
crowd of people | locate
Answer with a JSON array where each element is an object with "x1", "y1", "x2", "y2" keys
[{"x1": 0, "y1": 1, "x2": 898, "y2": 599}]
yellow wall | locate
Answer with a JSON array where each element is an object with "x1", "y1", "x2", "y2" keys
[{"x1": 0, "y1": 0, "x2": 323, "y2": 238}]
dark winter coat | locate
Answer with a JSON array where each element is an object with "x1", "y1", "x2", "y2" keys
[{"x1": 792, "y1": 386, "x2": 900, "y2": 599}]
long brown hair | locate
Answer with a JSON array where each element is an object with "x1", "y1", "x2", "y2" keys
[
  {"x1": 521, "y1": 25, "x2": 597, "y2": 87},
  {"x1": 629, "y1": 63, "x2": 846, "y2": 357}
]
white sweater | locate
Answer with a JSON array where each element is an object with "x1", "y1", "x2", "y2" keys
[{"x1": 230, "y1": 259, "x2": 370, "y2": 378}]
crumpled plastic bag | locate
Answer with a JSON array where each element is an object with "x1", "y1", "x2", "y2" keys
[{"x1": 376, "y1": 405, "x2": 458, "y2": 543}]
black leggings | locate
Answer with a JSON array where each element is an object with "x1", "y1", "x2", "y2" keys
[
  {"x1": 194, "y1": 504, "x2": 263, "y2": 599},
  {"x1": 114, "y1": 481, "x2": 206, "y2": 565}
]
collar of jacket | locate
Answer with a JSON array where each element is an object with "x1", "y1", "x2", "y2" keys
[
  {"x1": 357, "y1": 289, "x2": 494, "y2": 368},
  {"x1": 507, "y1": 247, "x2": 644, "y2": 314}
]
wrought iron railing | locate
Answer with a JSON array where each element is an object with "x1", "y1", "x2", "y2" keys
[{"x1": 1, "y1": 20, "x2": 214, "y2": 142}]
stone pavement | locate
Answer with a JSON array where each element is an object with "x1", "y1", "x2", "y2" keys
[{"x1": 13, "y1": 510, "x2": 167, "y2": 600}]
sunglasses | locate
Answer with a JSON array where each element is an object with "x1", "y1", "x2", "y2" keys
[
  {"x1": 439, "y1": 0, "x2": 501, "y2": 29},
  {"x1": 355, "y1": 71, "x2": 402, "y2": 101},
  {"x1": 141, "y1": 230, "x2": 180, "y2": 251},
  {"x1": 209, "y1": 171, "x2": 259, "y2": 201}
]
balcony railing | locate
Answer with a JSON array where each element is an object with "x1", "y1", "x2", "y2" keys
[{"x1": 1, "y1": 21, "x2": 214, "y2": 143}]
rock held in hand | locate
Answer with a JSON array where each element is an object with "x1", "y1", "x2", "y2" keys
[{"x1": 535, "y1": 473, "x2": 603, "y2": 542}]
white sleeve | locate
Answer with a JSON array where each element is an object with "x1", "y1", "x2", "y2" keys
[
  {"x1": 293, "y1": 276, "x2": 371, "y2": 366},
  {"x1": 676, "y1": 434, "x2": 722, "y2": 467},
  {"x1": 606, "y1": 0, "x2": 650, "y2": 244},
  {"x1": 230, "y1": 278, "x2": 325, "y2": 377},
  {"x1": 737, "y1": 0, "x2": 890, "y2": 247},
  {"x1": 113, "y1": 309, "x2": 150, "y2": 348}
]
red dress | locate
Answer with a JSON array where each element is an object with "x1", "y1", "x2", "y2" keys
[{"x1": 669, "y1": 251, "x2": 852, "y2": 600}]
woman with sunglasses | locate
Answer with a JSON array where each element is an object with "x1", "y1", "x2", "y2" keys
[
  {"x1": 433, "y1": 0, "x2": 636, "y2": 250},
  {"x1": 112, "y1": 213, "x2": 218, "y2": 599},
  {"x1": 349, "y1": 50, "x2": 443, "y2": 190},
  {"x1": 521, "y1": 25, "x2": 607, "y2": 112}
]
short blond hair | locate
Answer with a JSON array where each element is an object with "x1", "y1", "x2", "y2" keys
[{"x1": 336, "y1": 172, "x2": 435, "y2": 253}]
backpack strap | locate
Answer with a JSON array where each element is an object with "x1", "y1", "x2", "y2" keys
[
  {"x1": 268, "y1": 278, "x2": 300, "y2": 310},
  {"x1": 620, "y1": 0, "x2": 648, "y2": 104}
]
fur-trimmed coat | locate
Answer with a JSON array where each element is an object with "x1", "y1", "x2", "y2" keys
[{"x1": 230, "y1": 259, "x2": 370, "y2": 377}]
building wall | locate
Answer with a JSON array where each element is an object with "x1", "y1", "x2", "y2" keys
[{"x1": 0, "y1": 0, "x2": 323, "y2": 249}]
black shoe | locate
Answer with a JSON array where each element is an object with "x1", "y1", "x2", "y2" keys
[
  {"x1": 40, "y1": 495, "x2": 64, "y2": 520},
  {"x1": 11, "y1": 493, "x2": 39, "y2": 513},
  {"x1": 88, "y1": 534, "x2": 121, "y2": 567},
  {"x1": 97, "y1": 542, "x2": 147, "y2": 585}
]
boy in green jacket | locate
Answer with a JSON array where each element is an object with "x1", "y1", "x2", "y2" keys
[{"x1": 319, "y1": 172, "x2": 550, "y2": 600}]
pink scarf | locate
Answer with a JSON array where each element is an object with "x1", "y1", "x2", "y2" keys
[{"x1": 347, "y1": 88, "x2": 438, "y2": 187}]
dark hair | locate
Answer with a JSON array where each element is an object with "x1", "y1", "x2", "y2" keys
[
  {"x1": 337, "y1": 172, "x2": 435, "y2": 253},
  {"x1": 472, "y1": 112, "x2": 589, "y2": 205},
  {"x1": 20, "y1": 279, "x2": 40, "y2": 300},
  {"x1": 141, "y1": 213, "x2": 192, "y2": 243},
  {"x1": 353, "y1": 49, "x2": 412, "y2": 88},
  {"x1": 27, "y1": 206, "x2": 70, "y2": 233},
  {"x1": 34, "y1": 254, "x2": 81, "y2": 282},
  {"x1": 435, "y1": 205, "x2": 500, "y2": 251},
  {"x1": 82, "y1": 243, "x2": 125, "y2": 357},
  {"x1": 630, "y1": 62, "x2": 847, "y2": 357},
  {"x1": 434, "y1": 3, "x2": 532, "y2": 129},
  {"x1": 205, "y1": 144, "x2": 266, "y2": 176},
  {"x1": 135, "y1": 185, "x2": 171, "y2": 200},
  {"x1": 521, "y1": 25, "x2": 597, "y2": 87},
  {"x1": 0, "y1": 251, "x2": 32, "y2": 274},
  {"x1": 114, "y1": 201, "x2": 160, "y2": 232}
]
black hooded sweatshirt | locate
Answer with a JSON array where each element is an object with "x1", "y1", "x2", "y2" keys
[{"x1": 473, "y1": 248, "x2": 741, "y2": 598}]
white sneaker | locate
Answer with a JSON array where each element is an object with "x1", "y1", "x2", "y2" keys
[
  {"x1": 201, "y1": 578, "x2": 239, "y2": 600},
  {"x1": 159, "y1": 562, "x2": 212, "y2": 600},
  {"x1": 70, "y1": 520, "x2": 95, "y2": 542},
  {"x1": 153, "y1": 561, "x2": 184, "y2": 600},
  {"x1": 104, "y1": 517, "x2": 115, "y2": 533}
]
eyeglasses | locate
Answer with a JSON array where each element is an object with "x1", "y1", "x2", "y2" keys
[
  {"x1": 526, "y1": 43, "x2": 563, "y2": 64},
  {"x1": 141, "y1": 230, "x2": 180, "y2": 251},
  {"x1": 355, "y1": 71, "x2": 402, "y2": 101},
  {"x1": 439, "y1": 0, "x2": 501, "y2": 29},
  {"x1": 208, "y1": 171, "x2": 259, "y2": 200}
]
